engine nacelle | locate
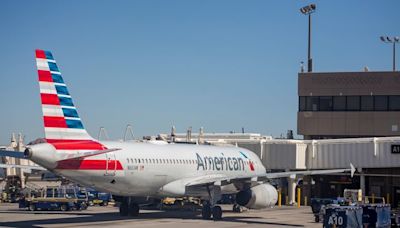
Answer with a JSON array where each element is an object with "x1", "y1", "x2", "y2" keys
[
  {"x1": 236, "y1": 183, "x2": 278, "y2": 209},
  {"x1": 24, "y1": 143, "x2": 58, "y2": 169}
]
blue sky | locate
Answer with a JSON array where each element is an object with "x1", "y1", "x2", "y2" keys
[{"x1": 0, "y1": 1, "x2": 399, "y2": 144}]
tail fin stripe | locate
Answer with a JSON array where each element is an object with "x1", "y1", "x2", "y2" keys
[
  {"x1": 46, "y1": 139, "x2": 106, "y2": 150},
  {"x1": 45, "y1": 128, "x2": 92, "y2": 140},
  {"x1": 62, "y1": 108, "x2": 79, "y2": 118},
  {"x1": 43, "y1": 106, "x2": 64, "y2": 117},
  {"x1": 59, "y1": 97, "x2": 74, "y2": 106},
  {"x1": 51, "y1": 74, "x2": 64, "y2": 83},
  {"x1": 39, "y1": 86, "x2": 57, "y2": 95},
  {"x1": 44, "y1": 116, "x2": 68, "y2": 128},
  {"x1": 55, "y1": 85, "x2": 70, "y2": 95},
  {"x1": 41, "y1": 94, "x2": 60, "y2": 105},
  {"x1": 48, "y1": 62, "x2": 59, "y2": 72},
  {"x1": 38, "y1": 70, "x2": 53, "y2": 82},
  {"x1": 35, "y1": 50, "x2": 46, "y2": 58},
  {"x1": 65, "y1": 119, "x2": 84, "y2": 129}
]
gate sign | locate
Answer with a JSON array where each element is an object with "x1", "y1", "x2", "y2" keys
[
  {"x1": 324, "y1": 210, "x2": 347, "y2": 228},
  {"x1": 391, "y1": 145, "x2": 400, "y2": 154}
]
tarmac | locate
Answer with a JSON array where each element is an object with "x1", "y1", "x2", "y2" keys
[{"x1": 0, "y1": 204, "x2": 321, "y2": 228}]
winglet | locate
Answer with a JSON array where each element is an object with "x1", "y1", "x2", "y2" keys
[{"x1": 350, "y1": 163, "x2": 356, "y2": 178}]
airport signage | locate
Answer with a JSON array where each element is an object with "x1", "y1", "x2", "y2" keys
[{"x1": 391, "y1": 145, "x2": 400, "y2": 154}]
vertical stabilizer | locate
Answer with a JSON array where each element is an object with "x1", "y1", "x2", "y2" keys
[{"x1": 35, "y1": 50, "x2": 106, "y2": 151}]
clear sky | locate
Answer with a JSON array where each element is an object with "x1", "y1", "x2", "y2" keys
[{"x1": 0, "y1": 0, "x2": 399, "y2": 145}]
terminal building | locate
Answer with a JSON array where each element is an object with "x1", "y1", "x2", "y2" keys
[
  {"x1": 296, "y1": 70, "x2": 400, "y2": 207},
  {"x1": 298, "y1": 71, "x2": 400, "y2": 139}
]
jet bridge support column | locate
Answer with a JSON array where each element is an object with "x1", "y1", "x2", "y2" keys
[
  {"x1": 288, "y1": 174, "x2": 297, "y2": 205},
  {"x1": 359, "y1": 168, "x2": 365, "y2": 197}
]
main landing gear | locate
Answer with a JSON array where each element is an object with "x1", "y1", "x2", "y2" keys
[
  {"x1": 201, "y1": 201, "x2": 223, "y2": 220},
  {"x1": 201, "y1": 184, "x2": 223, "y2": 220},
  {"x1": 119, "y1": 197, "x2": 139, "y2": 217}
]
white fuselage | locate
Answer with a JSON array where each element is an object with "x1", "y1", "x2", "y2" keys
[{"x1": 49, "y1": 141, "x2": 266, "y2": 198}]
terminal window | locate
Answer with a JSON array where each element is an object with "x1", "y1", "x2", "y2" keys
[
  {"x1": 333, "y1": 96, "x2": 346, "y2": 111},
  {"x1": 319, "y1": 96, "x2": 333, "y2": 111},
  {"x1": 361, "y1": 96, "x2": 374, "y2": 111},
  {"x1": 346, "y1": 96, "x2": 360, "y2": 111},
  {"x1": 389, "y1": 96, "x2": 400, "y2": 111},
  {"x1": 299, "y1": 95, "x2": 400, "y2": 112},
  {"x1": 374, "y1": 96, "x2": 388, "y2": 111}
]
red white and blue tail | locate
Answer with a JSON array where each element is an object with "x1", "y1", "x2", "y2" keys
[{"x1": 35, "y1": 50, "x2": 106, "y2": 151}]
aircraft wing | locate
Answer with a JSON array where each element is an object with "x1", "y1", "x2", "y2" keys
[
  {"x1": 185, "y1": 164, "x2": 355, "y2": 188},
  {"x1": 0, "y1": 163, "x2": 47, "y2": 171},
  {"x1": 262, "y1": 164, "x2": 355, "y2": 179}
]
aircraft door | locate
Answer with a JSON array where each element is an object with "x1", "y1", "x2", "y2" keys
[{"x1": 105, "y1": 152, "x2": 116, "y2": 176}]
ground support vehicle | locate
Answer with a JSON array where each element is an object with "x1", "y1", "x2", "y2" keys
[{"x1": 19, "y1": 187, "x2": 87, "y2": 211}]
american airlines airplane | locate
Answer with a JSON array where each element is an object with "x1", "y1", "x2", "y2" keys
[{"x1": 0, "y1": 50, "x2": 355, "y2": 220}]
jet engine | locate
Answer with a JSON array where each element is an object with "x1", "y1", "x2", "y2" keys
[
  {"x1": 24, "y1": 143, "x2": 58, "y2": 169},
  {"x1": 235, "y1": 183, "x2": 278, "y2": 209}
]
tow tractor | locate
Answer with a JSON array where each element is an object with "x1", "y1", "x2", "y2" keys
[{"x1": 19, "y1": 186, "x2": 88, "y2": 211}]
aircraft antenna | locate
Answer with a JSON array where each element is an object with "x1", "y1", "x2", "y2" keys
[
  {"x1": 98, "y1": 127, "x2": 109, "y2": 140},
  {"x1": 124, "y1": 124, "x2": 134, "y2": 141}
]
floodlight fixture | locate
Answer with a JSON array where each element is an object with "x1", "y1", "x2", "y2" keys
[
  {"x1": 300, "y1": 4, "x2": 316, "y2": 15},
  {"x1": 380, "y1": 35, "x2": 400, "y2": 71},
  {"x1": 300, "y1": 4, "x2": 316, "y2": 72}
]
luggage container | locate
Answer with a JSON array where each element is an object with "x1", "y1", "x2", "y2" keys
[
  {"x1": 323, "y1": 205, "x2": 363, "y2": 228},
  {"x1": 310, "y1": 198, "x2": 344, "y2": 222},
  {"x1": 362, "y1": 204, "x2": 391, "y2": 228}
]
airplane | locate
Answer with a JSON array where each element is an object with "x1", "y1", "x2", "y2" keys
[{"x1": 0, "y1": 50, "x2": 355, "y2": 220}]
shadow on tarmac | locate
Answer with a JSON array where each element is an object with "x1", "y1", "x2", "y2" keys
[{"x1": 0, "y1": 209, "x2": 305, "y2": 227}]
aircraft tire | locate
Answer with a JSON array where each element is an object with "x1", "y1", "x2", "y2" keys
[
  {"x1": 212, "y1": 206, "x2": 222, "y2": 220},
  {"x1": 129, "y1": 202, "x2": 139, "y2": 216},
  {"x1": 119, "y1": 201, "x2": 129, "y2": 216},
  {"x1": 201, "y1": 204, "x2": 211, "y2": 220},
  {"x1": 232, "y1": 204, "x2": 242, "y2": 213},
  {"x1": 29, "y1": 204, "x2": 36, "y2": 211}
]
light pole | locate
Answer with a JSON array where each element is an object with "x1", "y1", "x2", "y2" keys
[
  {"x1": 380, "y1": 36, "x2": 400, "y2": 71},
  {"x1": 300, "y1": 4, "x2": 316, "y2": 73}
]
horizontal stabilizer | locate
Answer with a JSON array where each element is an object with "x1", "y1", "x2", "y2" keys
[
  {"x1": 57, "y1": 148, "x2": 121, "y2": 161},
  {"x1": 0, "y1": 150, "x2": 26, "y2": 159},
  {"x1": 0, "y1": 163, "x2": 47, "y2": 171}
]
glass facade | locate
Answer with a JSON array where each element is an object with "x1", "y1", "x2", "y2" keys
[{"x1": 299, "y1": 95, "x2": 400, "y2": 112}]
